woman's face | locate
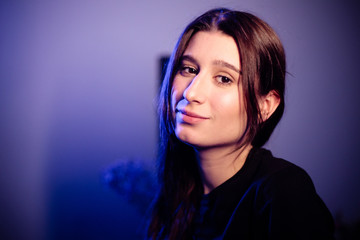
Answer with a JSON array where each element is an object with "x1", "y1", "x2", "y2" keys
[{"x1": 171, "y1": 30, "x2": 247, "y2": 149}]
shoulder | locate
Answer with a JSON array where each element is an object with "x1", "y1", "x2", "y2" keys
[
  {"x1": 250, "y1": 148, "x2": 306, "y2": 178},
  {"x1": 250, "y1": 147, "x2": 327, "y2": 215},
  {"x1": 249, "y1": 148, "x2": 335, "y2": 239},
  {"x1": 247, "y1": 148, "x2": 315, "y2": 192}
]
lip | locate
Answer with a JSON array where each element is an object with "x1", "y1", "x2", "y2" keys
[{"x1": 176, "y1": 109, "x2": 209, "y2": 124}]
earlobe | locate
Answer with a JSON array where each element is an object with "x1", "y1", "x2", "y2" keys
[{"x1": 259, "y1": 90, "x2": 280, "y2": 121}]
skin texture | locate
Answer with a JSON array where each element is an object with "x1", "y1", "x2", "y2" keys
[{"x1": 171, "y1": 30, "x2": 245, "y2": 150}]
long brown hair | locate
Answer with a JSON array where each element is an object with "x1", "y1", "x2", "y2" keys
[{"x1": 148, "y1": 8, "x2": 286, "y2": 239}]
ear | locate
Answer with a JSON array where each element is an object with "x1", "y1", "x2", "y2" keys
[{"x1": 259, "y1": 90, "x2": 281, "y2": 121}]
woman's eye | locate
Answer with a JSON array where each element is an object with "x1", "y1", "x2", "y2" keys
[
  {"x1": 215, "y1": 75, "x2": 233, "y2": 85},
  {"x1": 179, "y1": 66, "x2": 198, "y2": 76}
]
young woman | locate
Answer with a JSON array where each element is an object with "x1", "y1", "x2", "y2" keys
[{"x1": 147, "y1": 8, "x2": 334, "y2": 239}]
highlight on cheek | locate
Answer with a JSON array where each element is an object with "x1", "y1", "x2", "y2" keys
[{"x1": 170, "y1": 87, "x2": 180, "y2": 115}]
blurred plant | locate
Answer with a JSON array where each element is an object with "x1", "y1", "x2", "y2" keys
[{"x1": 102, "y1": 159, "x2": 158, "y2": 214}]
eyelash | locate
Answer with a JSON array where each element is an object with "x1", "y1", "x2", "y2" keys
[
  {"x1": 215, "y1": 75, "x2": 233, "y2": 85},
  {"x1": 179, "y1": 65, "x2": 198, "y2": 76},
  {"x1": 178, "y1": 64, "x2": 234, "y2": 86}
]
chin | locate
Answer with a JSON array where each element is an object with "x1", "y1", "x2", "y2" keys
[
  {"x1": 177, "y1": 136, "x2": 212, "y2": 150},
  {"x1": 176, "y1": 132, "x2": 200, "y2": 147}
]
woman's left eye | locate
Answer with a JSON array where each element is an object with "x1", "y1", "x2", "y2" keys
[{"x1": 215, "y1": 75, "x2": 233, "y2": 85}]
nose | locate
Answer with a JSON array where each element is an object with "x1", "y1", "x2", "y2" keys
[{"x1": 183, "y1": 73, "x2": 207, "y2": 103}]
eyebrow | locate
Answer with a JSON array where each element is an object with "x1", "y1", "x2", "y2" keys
[
  {"x1": 180, "y1": 55, "x2": 241, "y2": 74},
  {"x1": 180, "y1": 55, "x2": 199, "y2": 66},
  {"x1": 213, "y1": 59, "x2": 241, "y2": 74}
]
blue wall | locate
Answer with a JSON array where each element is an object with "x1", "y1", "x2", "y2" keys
[{"x1": 0, "y1": 0, "x2": 359, "y2": 239}]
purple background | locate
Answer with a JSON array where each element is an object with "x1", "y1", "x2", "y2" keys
[{"x1": 1, "y1": 0, "x2": 359, "y2": 239}]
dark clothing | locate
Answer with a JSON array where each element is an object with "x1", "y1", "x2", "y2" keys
[{"x1": 192, "y1": 148, "x2": 334, "y2": 239}]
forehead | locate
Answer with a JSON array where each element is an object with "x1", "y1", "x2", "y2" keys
[{"x1": 183, "y1": 30, "x2": 240, "y2": 68}]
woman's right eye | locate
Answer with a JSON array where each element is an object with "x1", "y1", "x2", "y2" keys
[{"x1": 179, "y1": 65, "x2": 198, "y2": 76}]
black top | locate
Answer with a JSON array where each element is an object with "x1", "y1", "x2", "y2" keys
[{"x1": 192, "y1": 148, "x2": 334, "y2": 240}]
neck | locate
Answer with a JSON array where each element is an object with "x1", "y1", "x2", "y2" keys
[{"x1": 195, "y1": 144, "x2": 252, "y2": 194}]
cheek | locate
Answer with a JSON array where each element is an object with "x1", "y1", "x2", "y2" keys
[
  {"x1": 171, "y1": 77, "x2": 185, "y2": 110},
  {"x1": 170, "y1": 89, "x2": 177, "y2": 114},
  {"x1": 214, "y1": 90, "x2": 248, "y2": 134},
  {"x1": 214, "y1": 90, "x2": 242, "y2": 116}
]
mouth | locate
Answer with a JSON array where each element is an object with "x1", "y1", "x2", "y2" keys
[{"x1": 175, "y1": 109, "x2": 209, "y2": 124}]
